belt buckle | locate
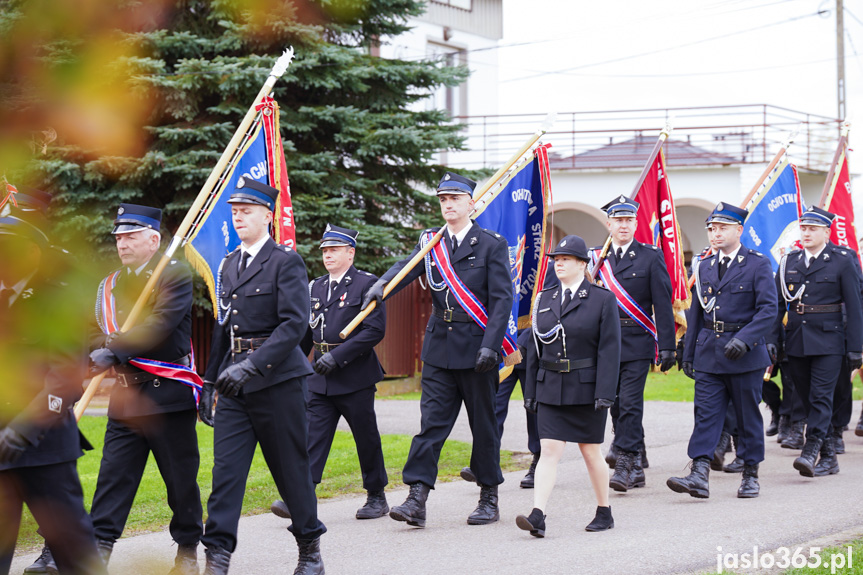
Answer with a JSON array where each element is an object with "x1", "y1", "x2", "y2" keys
[
  {"x1": 443, "y1": 309, "x2": 453, "y2": 322},
  {"x1": 232, "y1": 339, "x2": 244, "y2": 354},
  {"x1": 796, "y1": 303, "x2": 805, "y2": 315},
  {"x1": 116, "y1": 373, "x2": 129, "y2": 387},
  {"x1": 560, "y1": 359, "x2": 571, "y2": 373},
  {"x1": 714, "y1": 321, "x2": 725, "y2": 333}
]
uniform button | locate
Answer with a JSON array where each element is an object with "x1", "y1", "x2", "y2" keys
[
  {"x1": 715, "y1": 306, "x2": 720, "y2": 310},
  {"x1": 256, "y1": 288, "x2": 260, "y2": 293},
  {"x1": 716, "y1": 334, "x2": 720, "y2": 338},
  {"x1": 233, "y1": 325, "x2": 239, "y2": 330},
  {"x1": 557, "y1": 352, "x2": 561, "y2": 357},
  {"x1": 806, "y1": 281, "x2": 810, "y2": 284},
  {"x1": 267, "y1": 364, "x2": 272, "y2": 369},
  {"x1": 232, "y1": 310, "x2": 238, "y2": 315},
  {"x1": 802, "y1": 320, "x2": 807, "y2": 324},
  {"x1": 325, "y1": 308, "x2": 329, "y2": 312},
  {"x1": 448, "y1": 326, "x2": 452, "y2": 331},
  {"x1": 717, "y1": 291, "x2": 721, "y2": 295},
  {"x1": 232, "y1": 294, "x2": 238, "y2": 300}
]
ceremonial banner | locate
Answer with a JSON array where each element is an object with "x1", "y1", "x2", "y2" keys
[
  {"x1": 476, "y1": 144, "x2": 552, "y2": 346},
  {"x1": 632, "y1": 148, "x2": 690, "y2": 332},
  {"x1": 185, "y1": 96, "x2": 294, "y2": 314},
  {"x1": 821, "y1": 137, "x2": 859, "y2": 261},
  {"x1": 741, "y1": 156, "x2": 804, "y2": 272}
]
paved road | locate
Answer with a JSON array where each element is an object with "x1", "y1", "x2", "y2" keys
[{"x1": 12, "y1": 400, "x2": 863, "y2": 575}]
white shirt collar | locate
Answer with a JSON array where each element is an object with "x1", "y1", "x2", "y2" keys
[
  {"x1": 561, "y1": 277, "x2": 585, "y2": 296},
  {"x1": 611, "y1": 240, "x2": 633, "y2": 256},
  {"x1": 241, "y1": 234, "x2": 270, "y2": 261},
  {"x1": 719, "y1": 244, "x2": 742, "y2": 267},
  {"x1": 804, "y1": 246, "x2": 826, "y2": 264},
  {"x1": 0, "y1": 272, "x2": 35, "y2": 306},
  {"x1": 328, "y1": 268, "x2": 350, "y2": 285},
  {"x1": 447, "y1": 222, "x2": 472, "y2": 246}
]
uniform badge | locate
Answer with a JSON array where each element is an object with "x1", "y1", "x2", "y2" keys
[
  {"x1": 314, "y1": 302, "x2": 321, "y2": 309},
  {"x1": 707, "y1": 287, "x2": 712, "y2": 294},
  {"x1": 48, "y1": 394, "x2": 63, "y2": 414},
  {"x1": 789, "y1": 284, "x2": 794, "y2": 291},
  {"x1": 21, "y1": 288, "x2": 33, "y2": 299},
  {"x1": 444, "y1": 173, "x2": 451, "y2": 180},
  {"x1": 578, "y1": 289, "x2": 587, "y2": 298},
  {"x1": 710, "y1": 258, "x2": 716, "y2": 266},
  {"x1": 470, "y1": 236, "x2": 478, "y2": 246},
  {"x1": 596, "y1": 280, "x2": 604, "y2": 287},
  {"x1": 717, "y1": 202, "x2": 724, "y2": 211},
  {"x1": 629, "y1": 250, "x2": 635, "y2": 258},
  {"x1": 117, "y1": 206, "x2": 125, "y2": 216},
  {"x1": 339, "y1": 301, "x2": 345, "y2": 307},
  {"x1": 561, "y1": 239, "x2": 567, "y2": 246},
  {"x1": 552, "y1": 290, "x2": 559, "y2": 299},
  {"x1": 325, "y1": 223, "x2": 332, "y2": 232},
  {"x1": 237, "y1": 176, "x2": 246, "y2": 188},
  {"x1": 842, "y1": 250, "x2": 847, "y2": 255},
  {"x1": 704, "y1": 296, "x2": 708, "y2": 304},
  {"x1": 824, "y1": 253, "x2": 830, "y2": 261},
  {"x1": 737, "y1": 255, "x2": 744, "y2": 263},
  {"x1": 618, "y1": 195, "x2": 626, "y2": 203}
]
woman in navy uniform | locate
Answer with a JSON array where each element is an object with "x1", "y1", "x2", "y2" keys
[
  {"x1": 774, "y1": 206, "x2": 863, "y2": 477},
  {"x1": 201, "y1": 178, "x2": 325, "y2": 575},
  {"x1": 517, "y1": 235, "x2": 621, "y2": 537}
]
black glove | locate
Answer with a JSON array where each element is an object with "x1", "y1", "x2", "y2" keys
[
  {"x1": 766, "y1": 343, "x2": 778, "y2": 365},
  {"x1": 595, "y1": 398, "x2": 614, "y2": 411},
  {"x1": 658, "y1": 350, "x2": 676, "y2": 372},
  {"x1": 104, "y1": 331, "x2": 121, "y2": 347},
  {"x1": 361, "y1": 279, "x2": 388, "y2": 310},
  {"x1": 474, "y1": 347, "x2": 499, "y2": 373},
  {"x1": 314, "y1": 352, "x2": 337, "y2": 376},
  {"x1": 524, "y1": 398, "x2": 538, "y2": 414},
  {"x1": 847, "y1": 351, "x2": 863, "y2": 371},
  {"x1": 723, "y1": 338, "x2": 749, "y2": 360},
  {"x1": 89, "y1": 347, "x2": 119, "y2": 374},
  {"x1": 682, "y1": 361, "x2": 695, "y2": 380},
  {"x1": 198, "y1": 383, "x2": 216, "y2": 427},
  {"x1": 0, "y1": 427, "x2": 30, "y2": 464},
  {"x1": 215, "y1": 358, "x2": 260, "y2": 398}
]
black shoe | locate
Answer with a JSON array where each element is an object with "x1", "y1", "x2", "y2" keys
[
  {"x1": 711, "y1": 432, "x2": 731, "y2": 471},
  {"x1": 467, "y1": 484, "x2": 499, "y2": 525},
  {"x1": 460, "y1": 467, "x2": 478, "y2": 484},
  {"x1": 585, "y1": 505, "x2": 614, "y2": 532},
  {"x1": 777, "y1": 415, "x2": 791, "y2": 443},
  {"x1": 814, "y1": 436, "x2": 840, "y2": 477},
  {"x1": 793, "y1": 436, "x2": 823, "y2": 477},
  {"x1": 737, "y1": 464, "x2": 760, "y2": 498},
  {"x1": 204, "y1": 547, "x2": 231, "y2": 575},
  {"x1": 389, "y1": 483, "x2": 430, "y2": 528},
  {"x1": 294, "y1": 537, "x2": 324, "y2": 575},
  {"x1": 605, "y1": 444, "x2": 619, "y2": 469},
  {"x1": 271, "y1": 499, "x2": 292, "y2": 519},
  {"x1": 515, "y1": 508, "x2": 546, "y2": 538},
  {"x1": 766, "y1": 411, "x2": 779, "y2": 436},
  {"x1": 666, "y1": 457, "x2": 710, "y2": 499},
  {"x1": 95, "y1": 539, "x2": 113, "y2": 567},
  {"x1": 782, "y1": 420, "x2": 806, "y2": 450},
  {"x1": 856, "y1": 412, "x2": 863, "y2": 437},
  {"x1": 640, "y1": 446, "x2": 649, "y2": 469},
  {"x1": 723, "y1": 456, "x2": 745, "y2": 473},
  {"x1": 168, "y1": 544, "x2": 198, "y2": 575},
  {"x1": 832, "y1": 429, "x2": 846, "y2": 455},
  {"x1": 609, "y1": 451, "x2": 640, "y2": 492},
  {"x1": 24, "y1": 546, "x2": 57, "y2": 574},
  {"x1": 356, "y1": 490, "x2": 389, "y2": 519},
  {"x1": 631, "y1": 457, "x2": 646, "y2": 489},
  {"x1": 520, "y1": 453, "x2": 539, "y2": 489}
]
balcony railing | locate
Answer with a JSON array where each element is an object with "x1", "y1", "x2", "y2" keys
[{"x1": 446, "y1": 104, "x2": 842, "y2": 173}]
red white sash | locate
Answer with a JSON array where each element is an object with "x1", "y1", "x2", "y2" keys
[{"x1": 96, "y1": 271, "x2": 203, "y2": 403}]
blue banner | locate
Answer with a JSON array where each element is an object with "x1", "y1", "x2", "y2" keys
[{"x1": 741, "y1": 157, "x2": 804, "y2": 272}]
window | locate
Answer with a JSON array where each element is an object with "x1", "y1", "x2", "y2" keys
[
  {"x1": 426, "y1": 42, "x2": 467, "y2": 119},
  {"x1": 431, "y1": 0, "x2": 472, "y2": 10}
]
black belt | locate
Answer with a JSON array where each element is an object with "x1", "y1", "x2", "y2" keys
[
  {"x1": 114, "y1": 355, "x2": 191, "y2": 387},
  {"x1": 232, "y1": 337, "x2": 269, "y2": 353},
  {"x1": 704, "y1": 321, "x2": 746, "y2": 333},
  {"x1": 620, "y1": 318, "x2": 638, "y2": 327},
  {"x1": 793, "y1": 303, "x2": 843, "y2": 314},
  {"x1": 540, "y1": 358, "x2": 596, "y2": 373},
  {"x1": 314, "y1": 342, "x2": 342, "y2": 353},
  {"x1": 432, "y1": 306, "x2": 472, "y2": 323}
]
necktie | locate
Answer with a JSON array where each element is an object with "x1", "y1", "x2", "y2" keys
[
  {"x1": 239, "y1": 251, "x2": 251, "y2": 274},
  {"x1": 718, "y1": 256, "x2": 730, "y2": 280},
  {"x1": 330, "y1": 280, "x2": 339, "y2": 299},
  {"x1": 0, "y1": 288, "x2": 14, "y2": 309},
  {"x1": 808, "y1": 256, "x2": 815, "y2": 268},
  {"x1": 451, "y1": 235, "x2": 459, "y2": 254},
  {"x1": 562, "y1": 288, "x2": 572, "y2": 309},
  {"x1": 616, "y1": 247, "x2": 623, "y2": 262}
]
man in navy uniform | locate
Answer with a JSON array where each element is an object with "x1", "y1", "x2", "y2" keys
[
  {"x1": 270, "y1": 224, "x2": 389, "y2": 521},
  {"x1": 362, "y1": 171, "x2": 513, "y2": 527},
  {"x1": 774, "y1": 206, "x2": 863, "y2": 477},
  {"x1": 201, "y1": 178, "x2": 325, "y2": 575},
  {"x1": 668, "y1": 202, "x2": 776, "y2": 499},
  {"x1": 590, "y1": 196, "x2": 676, "y2": 492},
  {"x1": 0, "y1": 194, "x2": 106, "y2": 575}
]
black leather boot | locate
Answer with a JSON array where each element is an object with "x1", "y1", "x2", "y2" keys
[
  {"x1": 766, "y1": 410, "x2": 779, "y2": 436},
  {"x1": 856, "y1": 410, "x2": 863, "y2": 437},
  {"x1": 777, "y1": 415, "x2": 791, "y2": 443},
  {"x1": 389, "y1": 482, "x2": 430, "y2": 528},
  {"x1": 782, "y1": 420, "x2": 806, "y2": 449},
  {"x1": 666, "y1": 457, "x2": 710, "y2": 498},
  {"x1": 271, "y1": 499, "x2": 291, "y2": 519},
  {"x1": 467, "y1": 484, "x2": 499, "y2": 525},
  {"x1": 96, "y1": 539, "x2": 113, "y2": 567},
  {"x1": 605, "y1": 444, "x2": 619, "y2": 469},
  {"x1": 832, "y1": 427, "x2": 845, "y2": 455},
  {"x1": 294, "y1": 537, "x2": 324, "y2": 575},
  {"x1": 711, "y1": 432, "x2": 731, "y2": 471},
  {"x1": 459, "y1": 467, "x2": 478, "y2": 484},
  {"x1": 640, "y1": 446, "x2": 649, "y2": 469},
  {"x1": 723, "y1": 435, "x2": 745, "y2": 473},
  {"x1": 520, "y1": 452, "x2": 540, "y2": 488},
  {"x1": 24, "y1": 546, "x2": 56, "y2": 574},
  {"x1": 515, "y1": 507, "x2": 546, "y2": 538},
  {"x1": 609, "y1": 451, "x2": 636, "y2": 492},
  {"x1": 585, "y1": 505, "x2": 614, "y2": 532},
  {"x1": 168, "y1": 543, "x2": 199, "y2": 575},
  {"x1": 793, "y1": 436, "x2": 823, "y2": 477},
  {"x1": 203, "y1": 547, "x2": 231, "y2": 575},
  {"x1": 737, "y1": 464, "x2": 760, "y2": 498},
  {"x1": 356, "y1": 490, "x2": 389, "y2": 519},
  {"x1": 814, "y1": 436, "x2": 840, "y2": 476},
  {"x1": 631, "y1": 453, "x2": 646, "y2": 488}
]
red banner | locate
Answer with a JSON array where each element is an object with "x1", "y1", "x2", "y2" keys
[
  {"x1": 256, "y1": 96, "x2": 295, "y2": 249},
  {"x1": 823, "y1": 143, "x2": 859, "y2": 261},
  {"x1": 633, "y1": 149, "x2": 690, "y2": 333}
]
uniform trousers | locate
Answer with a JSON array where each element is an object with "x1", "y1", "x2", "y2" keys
[
  {"x1": 402, "y1": 364, "x2": 503, "y2": 488},
  {"x1": 688, "y1": 370, "x2": 765, "y2": 465},
  {"x1": 787, "y1": 354, "x2": 843, "y2": 439},
  {"x1": 91, "y1": 408, "x2": 202, "y2": 545},
  {"x1": 494, "y1": 362, "x2": 540, "y2": 455},
  {"x1": 775, "y1": 361, "x2": 806, "y2": 421},
  {"x1": 307, "y1": 386, "x2": 388, "y2": 491},
  {"x1": 610, "y1": 359, "x2": 651, "y2": 453},
  {"x1": 203, "y1": 377, "x2": 325, "y2": 551},
  {"x1": 832, "y1": 360, "x2": 853, "y2": 430},
  {"x1": 0, "y1": 461, "x2": 104, "y2": 575}
]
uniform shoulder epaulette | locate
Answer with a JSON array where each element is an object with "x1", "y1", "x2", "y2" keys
[
  {"x1": 592, "y1": 281, "x2": 611, "y2": 291},
  {"x1": 589, "y1": 246, "x2": 602, "y2": 252},
  {"x1": 481, "y1": 228, "x2": 505, "y2": 241},
  {"x1": 418, "y1": 227, "x2": 441, "y2": 240},
  {"x1": 747, "y1": 249, "x2": 764, "y2": 257},
  {"x1": 830, "y1": 245, "x2": 853, "y2": 257},
  {"x1": 646, "y1": 243, "x2": 658, "y2": 250}
]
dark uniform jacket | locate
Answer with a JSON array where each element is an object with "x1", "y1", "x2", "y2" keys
[
  {"x1": 99, "y1": 256, "x2": 196, "y2": 419},
  {"x1": 301, "y1": 265, "x2": 386, "y2": 395},
  {"x1": 684, "y1": 247, "x2": 777, "y2": 374},
  {"x1": 381, "y1": 222, "x2": 513, "y2": 370},
  {"x1": 206, "y1": 238, "x2": 313, "y2": 389},
  {"x1": 524, "y1": 281, "x2": 621, "y2": 406},
  {"x1": 1, "y1": 265, "x2": 87, "y2": 471},
  {"x1": 590, "y1": 241, "x2": 676, "y2": 361},
  {"x1": 774, "y1": 245, "x2": 863, "y2": 357}
]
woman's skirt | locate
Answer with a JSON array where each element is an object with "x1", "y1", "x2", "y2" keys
[{"x1": 537, "y1": 402, "x2": 607, "y2": 444}]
